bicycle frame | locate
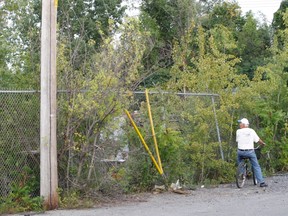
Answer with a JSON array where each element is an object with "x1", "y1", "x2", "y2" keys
[{"x1": 236, "y1": 148, "x2": 260, "y2": 188}]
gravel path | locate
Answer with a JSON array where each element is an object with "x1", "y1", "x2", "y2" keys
[{"x1": 12, "y1": 174, "x2": 288, "y2": 216}]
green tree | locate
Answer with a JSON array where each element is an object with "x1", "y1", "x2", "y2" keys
[
  {"x1": 0, "y1": 0, "x2": 127, "y2": 89},
  {"x1": 57, "y1": 0, "x2": 126, "y2": 73},
  {"x1": 0, "y1": 3, "x2": 10, "y2": 87},
  {"x1": 236, "y1": 14, "x2": 271, "y2": 79},
  {"x1": 138, "y1": 0, "x2": 199, "y2": 88},
  {"x1": 58, "y1": 0, "x2": 126, "y2": 49},
  {"x1": 272, "y1": 0, "x2": 288, "y2": 50},
  {"x1": 272, "y1": 0, "x2": 288, "y2": 31},
  {"x1": 0, "y1": 0, "x2": 41, "y2": 89},
  {"x1": 226, "y1": 9, "x2": 288, "y2": 173},
  {"x1": 202, "y1": 1, "x2": 271, "y2": 79},
  {"x1": 56, "y1": 19, "x2": 149, "y2": 190},
  {"x1": 201, "y1": 1, "x2": 243, "y2": 31},
  {"x1": 157, "y1": 24, "x2": 243, "y2": 183},
  {"x1": 250, "y1": 11, "x2": 288, "y2": 172}
]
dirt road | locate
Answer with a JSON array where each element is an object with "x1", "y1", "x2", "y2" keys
[{"x1": 13, "y1": 174, "x2": 288, "y2": 216}]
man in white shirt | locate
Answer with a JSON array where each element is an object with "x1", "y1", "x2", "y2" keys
[{"x1": 236, "y1": 118, "x2": 268, "y2": 187}]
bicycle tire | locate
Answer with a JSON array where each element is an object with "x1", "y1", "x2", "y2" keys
[
  {"x1": 252, "y1": 168, "x2": 258, "y2": 185},
  {"x1": 236, "y1": 161, "x2": 246, "y2": 188}
]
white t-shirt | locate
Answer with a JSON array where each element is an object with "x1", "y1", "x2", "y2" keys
[{"x1": 236, "y1": 127, "x2": 260, "y2": 150}]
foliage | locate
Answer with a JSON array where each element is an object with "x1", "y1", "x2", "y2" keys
[
  {"x1": 0, "y1": 177, "x2": 43, "y2": 214},
  {"x1": 243, "y1": 10, "x2": 288, "y2": 173},
  {"x1": 58, "y1": 0, "x2": 126, "y2": 49},
  {"x1": 272, "y1": 0, "x2": 288, "y2": 31},
  {"x1": 203, "y1": 1, "x2": 272, "y2": 80},
  {"x1": 202, "y1": 1, "x2": 243, "y2": 31},
  {"x1": 186, "y1": 141, "x2": 235, "y2": 184},
  {"x1": 0, "y1": 0, "x2": 127, "y2": 89},
  {"x1": 119, "y1": 154, "x2": 159, "y2": 192},
  {"x1": 0, "y1": 0, "x2": 41, "y2": 89},
  {"x1": 1, "y1": 0, "x2": 288, "y2": 209},
  {"x1": 57, "y1": 0, "x2": 127, "y2": 79},
  {"x1": 58, "y1": 188, "x2": 94, "y2": 209},
  {"x1": 56, "y1": 18, "x2": 149, "y2": 192},
  {"x1": 236, "y1": 14, "x2": 271, "y2": 79},
  {"x1": 0, "y1": 92, "x2": 40, "y2": 211},
  {"x1": 123, "y1": 89, "x2": 236, "y2": 189},
  {"x1": 138, "y1": 0, "x2": 200, "y2": 88},
  {"x1": 141, "y1": 0, "x2": 198, "y2": 41}
]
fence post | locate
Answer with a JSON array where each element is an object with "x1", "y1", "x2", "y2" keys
[{"x1": 211, "y1": 96, "x2": 224, "y2": 160}]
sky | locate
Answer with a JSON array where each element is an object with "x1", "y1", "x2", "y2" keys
[
  {"x1": 236, "y1": 0, "x2": 283, "y2": 23},
  {"x1": 124, "y1": 0, "x2": 283, "y2": 24}
]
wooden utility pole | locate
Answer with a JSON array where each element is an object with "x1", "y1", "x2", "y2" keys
[{"x1": 40, "y1": 0, "x2": 58, "y2": 209}]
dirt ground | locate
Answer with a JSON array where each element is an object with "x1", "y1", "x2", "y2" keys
[{"x1": 12, "y1": 173, "x2": 288, "y2": 216}]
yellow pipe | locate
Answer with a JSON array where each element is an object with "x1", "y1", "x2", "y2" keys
[
  {"x1": 124, "y1": 109, "x2": 163, "y2": 175},
  {"x1": 145, "y1": 89, "x2": 163, "y2": 173}
]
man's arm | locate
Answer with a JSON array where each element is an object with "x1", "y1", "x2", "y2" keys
[{"x1": 258, "y1": 139, "x2": 266, "y2": 146}]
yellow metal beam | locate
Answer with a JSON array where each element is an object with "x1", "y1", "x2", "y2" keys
[
  {"x1": 124, "y1": 109, "x2": 163, "y2": 175},
  {"x1": 145, "y1": 89, "x2": 163, "y2": 173}
]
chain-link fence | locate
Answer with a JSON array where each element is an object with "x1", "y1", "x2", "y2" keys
[
  {"x1": 1, "y1": 89, "x2": 227, "y2": 201},
  {"x1": 0, "y1": 90, "x2": 40, "y2": 198}
]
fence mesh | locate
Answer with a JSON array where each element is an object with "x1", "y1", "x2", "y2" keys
[
  {"x1": 0, "y1": 91, "x2": 40, "y2": 198},
  {"x1": 0, "y1": 90, "x2": 224, "y2": 200}
]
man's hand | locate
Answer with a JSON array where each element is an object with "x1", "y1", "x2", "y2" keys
[{"x1": 259, "y1": 139, "x2": 266, "y2": 146}]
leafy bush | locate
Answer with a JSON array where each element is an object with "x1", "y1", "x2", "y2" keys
[
  {"x1": 0, "y1": 183, "x2": 43, "y2": 214},
  {"x1": 58, "y1": 188, "x2": 94, "y2": 209}
]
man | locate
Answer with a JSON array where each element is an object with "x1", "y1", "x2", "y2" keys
[{"x1": 236, "y1": 118, "x2": 268, "y2": 187}]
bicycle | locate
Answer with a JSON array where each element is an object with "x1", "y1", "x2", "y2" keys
[{"x1": 235, "y1": 146, "x2": 261, "y2": 188}]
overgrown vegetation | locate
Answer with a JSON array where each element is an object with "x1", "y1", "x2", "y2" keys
[
  {"x1": 1, "y1": 0, "x2": 288, "y2": 214},
  {"x1": 0, "y1": 167, "x2": 42, "y2": 214},
  {"x1": 0, "y1": 184, "x2": 43, "y2": 214}
]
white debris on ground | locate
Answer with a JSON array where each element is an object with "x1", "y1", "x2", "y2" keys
[
  {"x1": 169, "y1": 179, "x2": 190, "y2": 194},
  {"x1": 152, "y1": 185, "x2": 166, "y2": 194},
  {"x1": 170, "y1": 179, "x2": 182, "y2": 191}
]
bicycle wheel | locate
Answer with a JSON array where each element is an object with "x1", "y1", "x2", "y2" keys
[
  {"x1": 252, "y1": 168, "x2": 258, "y2": 185},
  {"x1": 236, "y1": 161, "x2": 246, "y2": 188}
]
